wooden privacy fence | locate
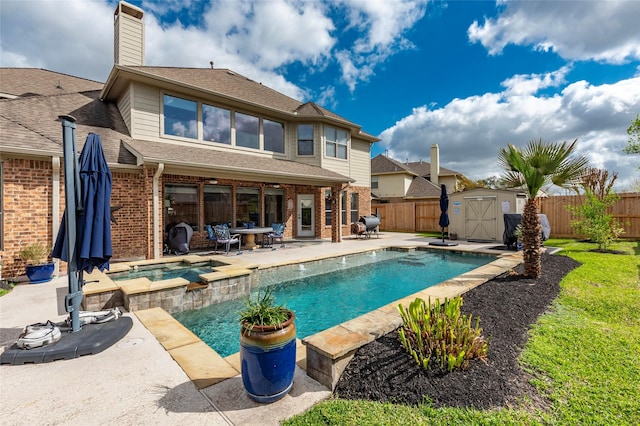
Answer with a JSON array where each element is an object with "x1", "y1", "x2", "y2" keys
[{"x1": 372, "y1": 192, "x2": 640, "y2": 239}]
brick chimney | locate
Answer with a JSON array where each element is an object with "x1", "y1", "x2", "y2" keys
[
  {"x1": 430, "y1": 144, "x2": 440, "y2": 185},
  {"x1": 114, "y1": 1, "x2": 145, "y2": 66}
]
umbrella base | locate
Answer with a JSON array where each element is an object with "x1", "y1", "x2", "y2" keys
[
  {"x1": 0, "y1": 316, "x2": 132, "y2": 365},
  {"x1": 430, "y1": 241, "x2": 459, "y2": 247}
]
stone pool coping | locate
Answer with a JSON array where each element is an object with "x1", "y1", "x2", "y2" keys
[{"x1": 123, "y1": 245, "x2": 522, "y2": 391}]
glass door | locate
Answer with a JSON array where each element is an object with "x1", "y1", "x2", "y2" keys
[{"x1": 297, "y1": 194, "x2": 314, "y2": 237}]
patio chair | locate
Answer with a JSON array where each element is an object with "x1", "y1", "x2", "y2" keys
[
  {"x1": 268, "y1": 223, "x2": 285, "y2": 248},
  {"x1": 213, "y1": 224, "x2": 241, "y2": 255},
  {"x1": 204, "y1": 224, "x2": 217, "y2": 247}
]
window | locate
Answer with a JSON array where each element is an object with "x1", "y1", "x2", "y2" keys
[
  {"x1": 325, "y1": 126, "x2": 348, "y2": 159},
  {"x1": 236, "y1": 187, "x2": 260, "y2": 226},
  {"x1": 203, "y1": 185, "x2": 231, "y2": 226},
  {"x1": 297, "y1": 124, "x2": 314, "y2": 155},
  {"x1": 203, "y1": 104, "x2": 231, "y2": 144},
  {"x1": 163, "y1": 95, "x2": 197, "y2": 139},
  {"x1": 235, "y1": 112, "x2": 259, "y2": 149},
  {"x1": 350, "y1": 192, "x2": 359, "y2": 223},
  {"x1": 164, "y1": 185, "x2": 198, "y2": 231},
  {"x1": 264, "y1": 189, "x2": 284, "y2": 226},
  {"x1": 324, "y1": 189, "x2": 332, "y2": 226},
  {"x1": 371, "y1": 176, "x2": 379, "y2": 189},
  {"x1": 264, "y1": 119, "x2": 285, "y2": 153},
  {"x1": 341, "y1": 191, "x2": 347, "y2": 224}
]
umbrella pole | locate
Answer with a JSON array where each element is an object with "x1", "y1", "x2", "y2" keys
[{"x1": 59, "y1": 116, "x2": 83, "y2": 333}]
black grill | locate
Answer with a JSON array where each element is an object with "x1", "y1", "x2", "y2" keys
[{"x1": 351, "y1": 215, "x2": 380, "y2": 239}]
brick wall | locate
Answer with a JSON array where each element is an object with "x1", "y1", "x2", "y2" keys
[{"x1": 1, "y1": 159, "x2": 56, "y2": 278}]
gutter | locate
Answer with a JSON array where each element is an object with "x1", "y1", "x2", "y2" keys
[
  {"x1": 52, "y1": 156, "x2": 61, "y2": 277},
  {"x1": 152, "y1": 163, "x2": 165, "y2": 259}
]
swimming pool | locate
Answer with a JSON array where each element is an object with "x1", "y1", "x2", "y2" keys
[
  {"x1": 108, "y1": 260, "x2": 225, "y2": 283},
  {"x1": 173, "y1": 249, "x2": 493, "y2": 357}
]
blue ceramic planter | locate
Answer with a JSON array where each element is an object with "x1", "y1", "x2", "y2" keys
[
  {"x1": 240, "y1": 311, "x2": 296, "y2": 403},
  {"x1": 25, "y1": 263, "x2": 55, "y2": 284}
]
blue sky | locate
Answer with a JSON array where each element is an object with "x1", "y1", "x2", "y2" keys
[{"x1": 1, "y1": 0, "x2": 639, "y2": 189}]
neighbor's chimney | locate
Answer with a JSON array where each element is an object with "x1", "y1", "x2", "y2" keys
[
  {"x1": 114, "y1": 1, "x2": 145, "y2": 66},
  {"x1": 430, "y1": 144, "x2": 440, "y2": 185}
]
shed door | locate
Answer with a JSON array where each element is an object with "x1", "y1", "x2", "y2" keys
[{"x1": 464, "y1": 197, "x2": 497, "y2": 241}]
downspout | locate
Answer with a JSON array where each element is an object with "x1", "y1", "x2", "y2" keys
[
  {"x1": 152, "y1": 163, "x2": 165, "y2": 259},
  {"x1": 52, "y1": 156, "x2": 61, "y2": 277}
]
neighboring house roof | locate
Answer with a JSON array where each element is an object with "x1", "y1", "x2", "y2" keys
[
  {"x1": 0, "y1": 68, "x2": 103, "y2": 98},
  {"x1": 405, "y1": 176, "x2": 442, "y2": 199},
  {"x1": 371, "y1": 154, "x2": 416, "y2": 175},
  {"x1": 405, "y1": 160, "x2": 460, "y2": 178}
]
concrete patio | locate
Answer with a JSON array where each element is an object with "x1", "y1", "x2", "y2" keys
[{"x1": 0, "y1": 232, "x2": 519, "y2": 425}]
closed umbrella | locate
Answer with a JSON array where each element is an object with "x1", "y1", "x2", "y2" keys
[
  {"x1": 438, "y1": 184, "x2": 450, "y2": 243},
  {"x1": 53, "y1": 117, "x2": 112, "y2": 332}
]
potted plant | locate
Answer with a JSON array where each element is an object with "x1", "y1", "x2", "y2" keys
[
  {"x1": 239, "y1": 289, "x2": 296, "y2": 403},
  {"x1": 19, "y1": 242, "x2": 55, "y2": 284}
]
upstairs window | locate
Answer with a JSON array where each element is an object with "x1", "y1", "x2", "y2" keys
[
  {"x1": 264, "y1": 119, "x2": 285, "y2": 153},
  {"x1": 371, "y1": 176, "x2": 379, "y2": 189},
  {"x1": 297, "y1": 124, "x2": 314, "y2": 156},
  {"x1": 235, "y1": 112, "x2": 259, "y2": 149},
  {"x1": 325, "y1": 126, "x2": 348, "y2": 159},
  {"x1": 163, "y1": 95, "x2": 197, "y2": 139},
  {"x1": 203, "y1": 104, "x2": 231, "y2": 144}
]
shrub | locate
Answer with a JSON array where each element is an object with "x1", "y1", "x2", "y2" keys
[
  {"x1": 568, "y1": 168, "x2": 625, "y2": 251},
  {"x1": 397, "y1": 296, "x2": 488, "y2": 372}
]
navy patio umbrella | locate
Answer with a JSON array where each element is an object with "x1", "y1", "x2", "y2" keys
[
  {"x1": 438, "y1": 184, "x2": 450, "y2": 243},
  {"x1": 53, "y1": 117, "x2": 112, "y2": 332}
]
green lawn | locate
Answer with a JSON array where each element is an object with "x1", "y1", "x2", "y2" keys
[{"x1": 285, "y1": 239, "x2": 640, "y2": 426}]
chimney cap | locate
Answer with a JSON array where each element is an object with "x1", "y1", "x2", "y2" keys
[{"x1": 116, "y1": 1, "x2": 144, "y2": 19}]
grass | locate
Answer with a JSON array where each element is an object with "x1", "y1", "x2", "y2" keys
[
  {"x1": 284, "y1": 239, "x2": 640, "y2": 426},
  {"x1": 0, "y1": 281, "x2": 15, "y2": 297}
]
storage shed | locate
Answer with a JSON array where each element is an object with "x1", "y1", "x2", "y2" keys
[{"x1": 448, "y1": 189, "x2": 527, "y2": 242}]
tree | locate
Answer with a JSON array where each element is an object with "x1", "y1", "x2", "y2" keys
[
  {"x1": 498, "y1": 139, "x2": 589, "y2": 278},
  {"x1": 568, "y1": 168, "x2": 624, "y2": 251},
  {"x1": 624, "y1": 114, "x2": 640, "y2": 155}
]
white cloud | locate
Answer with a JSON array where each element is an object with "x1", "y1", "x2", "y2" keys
[
  {"x1": 468, "y1": 0, "x2": 640, "y2": 64},
  {"x1": 0, "y1": 0, "x2": 114, "y2": 82},
  {"x1": 379, "y1": 72, "x2": 640, "y2": 190},
  {"x1": 336, "y1": 0, "x2": 428, "y2": 91},
  {"x1": 0, "y1": 0, "x2": 429, "y2": 99}
]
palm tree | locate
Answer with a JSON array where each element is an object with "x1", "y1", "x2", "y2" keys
[{"x1": 498, "y1": 139, "x2": 588, "y2": 277}]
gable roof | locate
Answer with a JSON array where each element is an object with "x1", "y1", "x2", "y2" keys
[
  {"x1": 0, "y1": 68, "x2": 353, "y2": 184},
  {"x1": 0, "y1": 89, "x2": 136, "y2": 164},
  {"x1": 0, "y1": 68, "x2": 103, "y2": 99},
  {"x1": 100, "y1": 65, "x2": 378, "y2": 142},
  {"x1": 371, "y1": 153, "x2": 416, "y2": 175}
]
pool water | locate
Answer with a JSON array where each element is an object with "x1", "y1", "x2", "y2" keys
[
  {"x1": 108, "y1": 261, "x2": 224, "y2": 283},
  {"x1": 173, "y1": 249, "x2": 493, "y2": 357}
]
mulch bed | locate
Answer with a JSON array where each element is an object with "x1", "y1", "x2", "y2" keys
[{"x1": 334, "y1": 252, "x2": 581, "y2": 410}]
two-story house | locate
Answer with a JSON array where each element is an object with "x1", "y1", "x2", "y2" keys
[
  {"x1": 0, "y1": 1, "x2": 378, "y2": 279},
  {"x1": 371, "y1": 144, "x2": 463, "y2": 203}
]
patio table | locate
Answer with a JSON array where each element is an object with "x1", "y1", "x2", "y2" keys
[{"x1": 230, "y1": 227, "x2": 273, "y2": 250}]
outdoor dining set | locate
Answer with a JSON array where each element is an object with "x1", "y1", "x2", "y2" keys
[{"x1": 204, "y1": 223, "x2": 286, "y2": 255}]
